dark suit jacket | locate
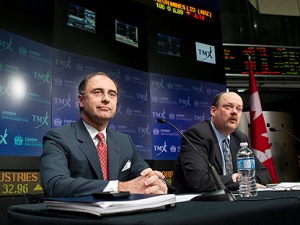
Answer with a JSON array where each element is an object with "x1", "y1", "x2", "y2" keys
[
  {"x1": 41, "y1": 119, "x2": 175, "y2": 197},
  {"x1": 172, "y1": 120, "x2": 272, "y2": 193}
]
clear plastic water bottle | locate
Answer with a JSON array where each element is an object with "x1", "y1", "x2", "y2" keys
[{"x1": 236, "y1": 142, "x2": 257, "y2": 197}]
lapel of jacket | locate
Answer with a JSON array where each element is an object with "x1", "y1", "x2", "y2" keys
[
  {"x1": 207, "y1": 121, "x2": 223, "y2": 171},
  {"x1": 229, "y1": 134, "x2": 240, "y2": 171},
  {"x1": 213, "y1": 139, "x2": 223, "y2": 172},
  {"x1": 75, "y1": 119, "x2": 103, "y2": 179},
  {"x1": 106, "y1": 129, "x2": 120, "y2": 180}
]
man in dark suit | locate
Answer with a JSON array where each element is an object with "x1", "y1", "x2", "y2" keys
[
  {"x1": 41, "y1": 72, "x2": 174, "y2": 197},
  {"x1": 172, "y1": 92, "x2": 272, "y2": 193}
]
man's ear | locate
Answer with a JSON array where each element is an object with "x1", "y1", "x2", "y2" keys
[
  {"x1": 78, "y1": 94, "x2": 84, "y2": 107},
  {"x1": 210, "y1": 106, "x2": 217, "y2": 116}
]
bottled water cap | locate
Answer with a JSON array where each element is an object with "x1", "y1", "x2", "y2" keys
[{"x1": 240, "y1": 142, "x2": 248, "y2": 147}]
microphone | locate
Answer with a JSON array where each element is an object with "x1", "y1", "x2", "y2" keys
[
  {"x1": 157, "y1": 118, "x2": 236, "y2": 202},
  {"x1": 269, "y1": 127, "x2": 300, "y2": 142}
]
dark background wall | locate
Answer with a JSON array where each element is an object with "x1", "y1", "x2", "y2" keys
[{"x1": 220, "y1": 0, "x2": 300, "y2": 45}]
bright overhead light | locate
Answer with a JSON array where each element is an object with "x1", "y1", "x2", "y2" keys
[{"x1": 11, "y1": 76, "x2": 27, "y2": 99}]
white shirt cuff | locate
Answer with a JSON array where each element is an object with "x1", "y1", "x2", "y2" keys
[{"x1": 103, "y1": 180, "x2": 118, "y2": 192}]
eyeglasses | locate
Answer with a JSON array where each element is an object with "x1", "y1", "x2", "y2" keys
[{"x1": 81, "y1": 89, "x2": 119, "y2": 100}]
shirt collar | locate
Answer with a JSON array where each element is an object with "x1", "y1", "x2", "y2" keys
[
  {"x1": 82, "y1": 120, "x2": 107, "y2": 142},
  {"x1": 210, "y1": 120, "x2": 230, "y2": 145}
]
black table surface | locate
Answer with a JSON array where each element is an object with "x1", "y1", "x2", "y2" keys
[{"x1": 7, "y1": 191, "x2": 300, "y2": 225}]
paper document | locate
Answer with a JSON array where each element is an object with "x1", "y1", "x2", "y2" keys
[
  {"x1": 44, "y1": 194, "x2": 176, "y2": 216},
  {"x1": 175, "y1": 194, "x2": 200, "y2": 203},
  {"x1": 272, "y1": 182, "x2": 300, "y2": 191},
  {"x1": 258, "y1": 182, "x2": 300, "y2": 192}
]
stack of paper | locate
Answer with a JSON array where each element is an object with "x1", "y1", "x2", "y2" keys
[
  {"x1": 271, "y1": 182, "x2": 300, "y2": 191},
  {"x1": 44, "y1": 194, "x2": 176, "y2": 216},
  {"x1": 258, "y1": 182, "x2": 300, "y2": 192}
]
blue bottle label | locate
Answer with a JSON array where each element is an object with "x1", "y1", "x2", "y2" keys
[{"x1": 237, "y1": 158, "x2": 255, "y2": 169}]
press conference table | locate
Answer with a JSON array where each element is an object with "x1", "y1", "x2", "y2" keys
[{"x1": 7, "y1": 191, "x2": 300, "y2": 225}]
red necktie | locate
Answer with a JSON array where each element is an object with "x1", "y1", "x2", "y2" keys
[{"x1": 96, "y1": 132, "x2": 108, "y2": 180}]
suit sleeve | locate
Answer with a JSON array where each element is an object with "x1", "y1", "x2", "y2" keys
[
  {"x1": 112, "y1": 133, "x2": 176, "y2": 194},
  {"x1": 41, "y1": 128, "x2": 111, "y2": 198},
  {"x1": 253, "y1": 155, "x2": 272, "y2": 185},
  {"x1": 173, "y1": 125, "x2": 219, "y2": 192},
  {"x1": 41, "y1": 127, "x2": 176, "y2": 197}
]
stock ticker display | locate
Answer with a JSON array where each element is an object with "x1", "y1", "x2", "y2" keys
[
  {"x1": 224, "y1": 44, "x2": 300, "y2": 75},
  {"x1": 133, "y1": 0, "x2": 214, "y2": 22}
]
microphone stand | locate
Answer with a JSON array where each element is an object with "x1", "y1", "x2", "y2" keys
[
  {"x1": 157, "y1": 118, "x2": 236, "y2": 202},
  {"x1": 269, "y1": 127, "x2": 300, "y2": 143},
  {"x1": 190, "y1": 168, "x2": 236, "y2": 202}
]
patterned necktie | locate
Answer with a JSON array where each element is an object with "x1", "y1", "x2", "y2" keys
[
  {"x1": 96, "y1": 132, "x2": 108, "y2": 180},
  {"x1": 222, "y1": 138, "x2": 233, "y2": 175}
]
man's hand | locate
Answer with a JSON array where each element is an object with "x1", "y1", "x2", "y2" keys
[
  {"x1": 231, "y1": 173, "x2": 266, "y2": 188},
  {"x1": 231, "y1": 173, "x2": 240, "y2": 182},
  {"x1": 256, "y1": 183, "x2": 266, "y2": 188},
  {"x1": 118, "y1": 168, "x2": 168, "y2": 194}
]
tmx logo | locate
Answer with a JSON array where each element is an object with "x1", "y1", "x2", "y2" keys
[
  {"x1": 54, "y1": 94, "x2": 72, "y2": 110},
  {"x1": 34, "y1": 71, "x2": 50, "y2": 85},
  {"x1": 55, "y1": 57, "x2": 72, "y2": 70},
  {"x1": 179, "y1": 96, "x2": 191, "y2": 108},
  {"x1": 151, "y1": 78, "x2": 164, "y2": 90},
  {"x1": 138, "y1": 124, "x2": 150, "y2": 137},
  {"x1": 0, "y1": 37, "x2": 13, "y2": 52},
  {"x1": 0, "y1": 81, "x2": 11, "y2": 96},
  {"x1": 32, "y1": 112, "x2": 49, "y2": 128},
  {"x1": 0, "y1": 129, "x2": 8, "y2": 145},
  {"x1": 136, "y1": 91, "x2": 149, "y2": 103},
  {"x1": 154, "y1": 141, "x2": 167, "y2": 156},
  {"x1": 152, "y1": 109, "x2": 166, "y2": 119},
  {"x1": 195, "y1": 42, "x2": 216, "y2": 64}
]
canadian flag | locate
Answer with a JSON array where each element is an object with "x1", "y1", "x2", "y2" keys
[{"x1": 248, "y1": 58, "x2": 278, "y2": 183}]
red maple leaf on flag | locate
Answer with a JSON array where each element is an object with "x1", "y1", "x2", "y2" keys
[{"x1": 248, "y1": 58, "x2": 278, "y2": 183}]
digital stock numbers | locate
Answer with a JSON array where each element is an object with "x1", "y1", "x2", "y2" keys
[
  {"x1": 134, "y1": 0, "x2": 214, "y2": 22},
  {"x1": 0, "y1": 171, "x2": 43, "y2": 196},
  {"x1": 224, "y1": 45, "x2": 300, "y2": 75}
]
